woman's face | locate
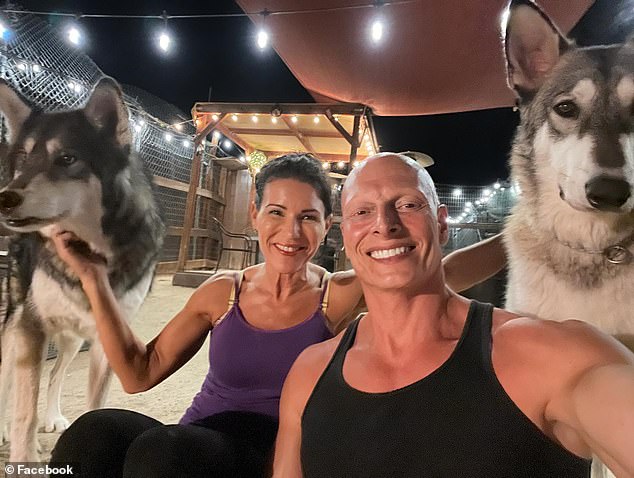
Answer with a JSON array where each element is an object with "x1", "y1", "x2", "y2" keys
[{"x1": 252, "y1": 178, "x2": 331, "y2": 274}]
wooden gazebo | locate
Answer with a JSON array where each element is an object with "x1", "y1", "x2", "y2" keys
[{"x1": 174, "y1": 101, "x2": 377, "y2": 276}]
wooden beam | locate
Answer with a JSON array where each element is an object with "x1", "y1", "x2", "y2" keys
[
  {"x1": 350, "y1": 115, "x2": 361, "y2": 162},
  {"x1": 194, "y1": 102, "x2": 367, "y2": 116},
  {"x1": 281, "y1": 116, "x2": 320, "y2": 159},
  {"x1": 153, "y1": 175, "x2": 188, "y2": 193},
  {"x1": 214, "y1": 123, "x2": 253, "y2": 152},
  {"x1": 194, "y1": 113, "x2": 226, "y2": 144},
  {"x1": 167, "y1": 227, "x2": 212, "y2": 237},
  {"x1": 229, "y1": 127, "x2": 342, "y2": 139},
  {"x1": 153, "y1": 176, "x2": 225, "y2": 205},
  {"x1": 260, "y1": 151, "x2": 369, "y2": 163},
  {"x1": 325, "y1": 109, "x2": 355, "y2": 145}
]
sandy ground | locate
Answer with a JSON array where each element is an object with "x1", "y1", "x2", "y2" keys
[{"x1": 0, "y1": 275, "x2": 207, "y2": 471}]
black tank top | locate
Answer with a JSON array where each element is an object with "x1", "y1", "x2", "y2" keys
[{"x1": 301, "y1": 301, "x2": 591, "y2": 477}]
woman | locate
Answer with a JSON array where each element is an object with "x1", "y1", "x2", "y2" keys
[{"x1": 50, "y1": 154, "x2": 364, "y2": 478}]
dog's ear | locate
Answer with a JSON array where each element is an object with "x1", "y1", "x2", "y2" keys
[
  {"x1": 84, "y1": 77, "x2": 132, "y2": 148},
  {"x1": 503, "y1": 0, "x2": 572, "y2": 100},
  {"x1": 0, "y1": 80, "x2": 31, "y2": 142}
]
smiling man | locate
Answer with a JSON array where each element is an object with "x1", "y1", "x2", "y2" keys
[{"x1": 272, "y1": 153, "x2": 634, "y2": 478}]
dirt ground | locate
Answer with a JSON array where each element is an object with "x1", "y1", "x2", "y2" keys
[{"x1": 0, "y1": 275, "x2": 207, "y2": 470}]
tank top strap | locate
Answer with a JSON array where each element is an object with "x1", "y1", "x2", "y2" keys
[
  {"x1": 319, "y1": 272, "x2": 332, "y2": 315},
  {"x1": 329, "y1": 316, "x2": 360, "y2": 371},
  {"x1": 229, "y1": 270, "x2": 246, "y2": 306},
  {"x1": 457, "y1": 300, "x2": 495, "y2": 367}
]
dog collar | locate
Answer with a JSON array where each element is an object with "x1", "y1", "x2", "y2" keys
[{"x1": 557, "y1": 232, "x2": 634, "y2": 265}]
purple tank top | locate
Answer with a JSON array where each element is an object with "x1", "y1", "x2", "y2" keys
[{"x1": 180, "y1": 272, "x2": 333, "y2": 424}]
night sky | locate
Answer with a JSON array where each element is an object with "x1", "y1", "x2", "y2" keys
[{"x1": 16, "y1": 0, "x2": 634, "y2": 185}]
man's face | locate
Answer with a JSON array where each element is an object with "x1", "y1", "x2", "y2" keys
[{"x1": 341, "y1": 155, "x2": 447, "y2": 293}]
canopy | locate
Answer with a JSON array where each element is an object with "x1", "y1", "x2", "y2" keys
[{"x1": 236, "y1": 0, "x2": 594, "y2": 116}]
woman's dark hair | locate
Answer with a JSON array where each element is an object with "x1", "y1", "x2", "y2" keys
[{"x1": 254, "y1": 153, "x2": 332, "y2": 217}]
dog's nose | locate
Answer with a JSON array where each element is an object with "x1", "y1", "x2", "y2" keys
[
  {"x1": 0, "y1": 190, "x2": 23, "y2": 213},
  {"x1": 585, "y1": 176, "x2": 631, "y2": 211}
]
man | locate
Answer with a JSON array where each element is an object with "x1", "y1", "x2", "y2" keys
[{"x1": 273, "y1": 153, "x2": 634, "y2": 477}]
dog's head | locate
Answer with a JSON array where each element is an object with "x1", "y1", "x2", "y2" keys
[
  {"x1": 0, "y1": 78, "x2": 132, "y2": 234},
  {"x1": 504, "y1": 0, "x2": 634, "y2": 214}
]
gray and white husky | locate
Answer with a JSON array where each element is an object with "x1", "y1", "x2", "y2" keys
[
  {"x1": 503, "y1": 1, "x2": 633, "y2": 476},
  {"x1": 0, "y1": 78, "x2": 165, "y2": 461}
]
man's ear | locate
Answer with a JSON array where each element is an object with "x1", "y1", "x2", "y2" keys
[{"x1": 437, "y1": 205, "x2": 449, "y2": 246}]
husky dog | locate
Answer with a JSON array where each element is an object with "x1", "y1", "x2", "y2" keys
[
  {"x1": 0, "y1": 78, "x2": 165, "y2": 461},
  {"x1": 503, "y1": 1, "x2": 633, "y2": 476}
]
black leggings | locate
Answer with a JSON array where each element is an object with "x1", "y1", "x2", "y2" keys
[{"x1": 49, "y1": 409, "x2": 278, "y2": 478}]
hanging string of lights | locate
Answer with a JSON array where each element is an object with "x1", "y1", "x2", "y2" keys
[{"x1": 0, "y1": 0, "x2": 419, "y2": 53}]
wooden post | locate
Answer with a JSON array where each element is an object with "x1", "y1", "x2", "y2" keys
[
  {"x1": 176, "y1": 113, "x2": 225, "y2": 272},
  {"x1": 349, "y1": 115, "x2": 361, "y2": 162}
]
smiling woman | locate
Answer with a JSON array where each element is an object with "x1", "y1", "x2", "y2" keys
[{"x1": 48, "y1": 153, "x2": 365, "y2": 478}]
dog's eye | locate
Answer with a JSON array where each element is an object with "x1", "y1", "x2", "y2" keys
[
  {"x1": 56, "y1": 154, "x2": 77, "y2": 166},
  {"x1": 553, "y1": 101, "x2": 579, "y2": 119}
]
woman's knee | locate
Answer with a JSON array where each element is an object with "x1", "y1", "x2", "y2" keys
[
  {"x1": 123, "y1": 425, "x2": 239, "y2": 478},
  {"x1": 50, "y1": 409, "x2": 162, "y2": 477}
]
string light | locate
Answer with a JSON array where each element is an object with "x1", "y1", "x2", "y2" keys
[
  {"x1": 271, "y1": 116, "x2": 278, "y2": 124},
  {"x1": 211, "y1": 114, "x2": 219, "y2": 121},
  {"x1": 3, "y1": 2, "x2": 416, "y2": 57},
  {"x1": 158, "y1": 31, "x2": 171, "y2": 52},
  {"x1": 213, "y1": 131, "x2": 221, "y2": 140},
  {"x1": 67, "y1": 24, "x2": 81, "y2": 46},
  {"x1": 322, "y1": 162, "x2": 330, "y2": 170},
  {"x1": 291, "y1": 116, "x2": 298, "y2": 124},
  {"x1": 231, "y1": 114, "x2": 238, "y2": 121},
  {"x1": 157, "y1": 11, "x2": 172, "y2": 53},
  {"x1": 370, "y1": 19, "x2": 384, "y2": 44},
  {"x1": 252, "y1": 115, "x2": 258, "y2": 123},
  {"x1": 222, "y1": 139, "x2": 232, "y2": 150},
  {"x1": 256, "y1": 8, "x2": 270, "y2": 50},
  {"x1": 313, "y1": 115, "x2": 320, "y2": 124},
  {"x1": 256, "y1": 29, "x2": 269, "y2": 50}
]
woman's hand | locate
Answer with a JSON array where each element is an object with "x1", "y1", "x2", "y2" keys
[{"x1": 51, "y1": 230, "x2": 108, "y2": 285}]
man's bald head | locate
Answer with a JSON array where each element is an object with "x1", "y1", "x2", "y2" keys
[{"x1": 343, "y1": 153, "x2": 440, "y2": 214}]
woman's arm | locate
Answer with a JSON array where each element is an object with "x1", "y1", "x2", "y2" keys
[
  {"x1": 52, "y1": 231, "x2": 233, "y2": 393},
  {"x1": 442, "y1": 233, "x2": 507, "y2": 292}
]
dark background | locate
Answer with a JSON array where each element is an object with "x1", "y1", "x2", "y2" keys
[{"x1": 15, "y1": 0, "x2": 634, "y2": 184}]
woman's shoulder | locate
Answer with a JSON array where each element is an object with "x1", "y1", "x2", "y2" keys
[
  {"x1": 185, "y1": 270, "x2": 241, "y2": 317},
  {"x1": 329, "y1": 269, "x2": 358, "y2": 286}
]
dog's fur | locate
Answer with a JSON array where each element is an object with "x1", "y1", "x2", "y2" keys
[
  {"x1": 503, "y1": 2, "x2": 633, "y2": 476},
  {"x1": 0, "y1": 78, "x2": 165, "y2": 461}
]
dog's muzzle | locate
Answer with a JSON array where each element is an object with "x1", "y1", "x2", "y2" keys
[{"x1": 585, "y1": 176, "x2": 631, "y2": 212}]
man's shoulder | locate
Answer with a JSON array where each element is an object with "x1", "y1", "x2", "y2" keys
[
  {"x1": 294, "y1": 331, "x2": 346, "y2": 374},
  {"x1": 492, "y1": 311, "x2": 634, "y2": 371},
  {"x1": 285, "y1": 331, "x2": 346, "y2": 393}
]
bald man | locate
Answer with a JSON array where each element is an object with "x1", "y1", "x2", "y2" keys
[{"x1": 272, "y1": 153, "x2": 634, "y2": 478}]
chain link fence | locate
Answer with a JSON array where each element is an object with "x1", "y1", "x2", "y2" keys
[{"x1": 0, "y1": 6, "x2": 231, "y2": 266}]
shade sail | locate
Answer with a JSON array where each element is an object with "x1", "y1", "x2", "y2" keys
[{"x1": 236, "y1": 1, "x2": 594, "y2": 116}]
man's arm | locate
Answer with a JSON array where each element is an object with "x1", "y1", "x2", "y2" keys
[
  {"x1": 546, "y1": 323, "x2": 634, "y2": 477},
  {"x1": 569, "y1": 363, "x2": 634, "y2": 477},
  {"x1": 273, "y1": 339, "x2": 341, "y2": 477},
  {"x1": 442, "y1": 233, "x2": 506, "y2": 292},
  {"x1": 273, "y1": 360, "x2": 306, "y2": 478}
]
